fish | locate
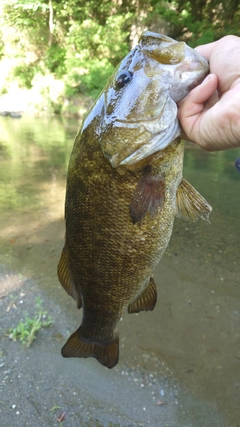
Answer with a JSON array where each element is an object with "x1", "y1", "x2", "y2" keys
[{"x1": 57, "y1": 31, "x2": 212, "y2": 369}]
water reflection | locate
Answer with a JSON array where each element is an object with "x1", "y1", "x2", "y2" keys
[
  {"x1": 0, "y1": 115, "x2": 78, "y2": 213},
  {"x1": 0, "y1": 114, "x2": 239, "y2": 426}
]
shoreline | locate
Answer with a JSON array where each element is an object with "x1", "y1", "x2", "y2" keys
[{"x1": 0, "y1": 88, "x2": 94, "y2": 119}]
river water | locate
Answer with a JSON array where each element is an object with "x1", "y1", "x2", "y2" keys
[{"x1": 0, "y1": 114, "x2": 239, "y2": 426}]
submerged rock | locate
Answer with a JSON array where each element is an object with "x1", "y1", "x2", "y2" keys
[{"x1": 0, "y1": 111, "x2": 22, "y2": 118}]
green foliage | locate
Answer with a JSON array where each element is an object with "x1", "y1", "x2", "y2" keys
[
  {"x1": 7, "y1": 297, "x2": 52, "y2": 347},
  {"x1": 0, "y1": 0, "x2": 239, "y2": 112},
  {"x1": 0, "y1": 30, "x2": 4, "y2": 60},
  {"x1": 44, "y1": 45, "x2": 67, "y2": 77},
  {"x1": 9, "y1": 0, "x2": 49, "y2": 12},
  {"x1": 30, "y1": 72, "x2": 65, "y2": 113},
  {"x1": 63, "y1": 13, "x2": 131, "y2": 97},
  {"x1": 79, "y1": 59, "x2": 115, "y2": 98},
  {"x1": 2, "y1": 0, "x2": 49, "y2": 49},
  {"x1": 149, "y1": 0, "x2": 240, "y2": 45},
  {"x1": 12, "y1": 63, "x2": 43, "y2": 88},
  {"x1": 64, "y1": 56, "x2": 115, "y2": 99},
  {"x1": 192, "y1": 30, "x2": 216, "y2": 47}
]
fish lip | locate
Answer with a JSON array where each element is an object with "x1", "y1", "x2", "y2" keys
[
  {"x1": 112, "y1": 113, "x2": 164, "y2": 125},
  {"x1": 102, "y1": 95, "x2": 168, "y2": 129}
]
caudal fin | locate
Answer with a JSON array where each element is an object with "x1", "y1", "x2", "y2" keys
[{"x1": 61, "y1": 327, "x2": 119, "y2": 369}]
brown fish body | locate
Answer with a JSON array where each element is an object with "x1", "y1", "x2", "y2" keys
[
  {"x1": 58, "y1": 32, "x2": 211, "y2": 368},
  {"x1": 65, "y1": 123, "x2": 183, "y2": 329}
]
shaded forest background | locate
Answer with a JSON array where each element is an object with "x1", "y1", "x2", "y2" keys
[{"x1": 0, "y1": 0, "x2": 239, "y2": 115}]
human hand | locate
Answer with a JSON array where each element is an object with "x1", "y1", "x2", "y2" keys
[{"x1": 178, "y1": 35, "x2": 240, "y2": 151}]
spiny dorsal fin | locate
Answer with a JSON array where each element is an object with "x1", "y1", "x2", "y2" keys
[
  {"x1": 129, "y1": 166, "x2": 165, "y2": 224},
  {"x1": 176, "y1": 178, "x2": 212, "y2": 222},
  {"x1": 128, "y1": 277, "x2": 157, "y2": 313},
  {"x1": 57, "y1": 246, "x2": 82, "y2": 309},
  {"x1": 61, "y1": 326, "x2": 119, "y2": 369}
]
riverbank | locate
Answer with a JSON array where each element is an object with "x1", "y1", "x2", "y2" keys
[
  {"x1": 2, "y1": 266, "x2": 208, "y2": 427},
  {"x1": 0, "y1": 86, "x2": 93, "y2": 118}
]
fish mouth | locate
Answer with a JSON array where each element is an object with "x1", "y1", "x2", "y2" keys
[
  {"x1": 102, "y1": 95, "x2": 169, "y2": 129},
  {"x1": 112, "y1": 110, "x2": 165, "y2": 125}
]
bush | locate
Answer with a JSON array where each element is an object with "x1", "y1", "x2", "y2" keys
[
  {"x1": 44, "y1": 45, "x2": 67, "y2": 77},
  {"x1": 63, "y1": 14, "x2": 131, "y2": 98},
  {"x1": 12, "y1": 63, "x2": 43, "y2": 88},
  {"x1": 30, "y1": 73, "x2": 65, "y2": 114}
]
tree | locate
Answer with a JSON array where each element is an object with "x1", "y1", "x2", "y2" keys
[{"x1": 0, "y1": 0, "x2": 239, "y2": 103}]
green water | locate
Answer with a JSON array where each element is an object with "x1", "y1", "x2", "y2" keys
[{"x1": 0, "y1": 114, "x2": 239, "y2": 426}]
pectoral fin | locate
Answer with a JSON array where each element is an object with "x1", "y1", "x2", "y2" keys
[
  {"x1": 57, "y1": 246, "x2": 82, "y2": 309},
  {"x1": 176, "y1": 178, "x2": 212, "y2": 222},
  {"x1": 130, "y1": 166, "x2": 165, "y2": 224},
  {"x1": 128, "y1": 277, "x2": 157, "y2": 313}
]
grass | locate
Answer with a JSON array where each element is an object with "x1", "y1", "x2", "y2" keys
[{"x1": 7, "y1": 297, "x2": 52, "y2": 347}]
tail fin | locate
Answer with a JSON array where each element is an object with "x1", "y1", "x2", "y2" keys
[{"x1": 61, "y1": 327, "x2": 119, "y2": 369}]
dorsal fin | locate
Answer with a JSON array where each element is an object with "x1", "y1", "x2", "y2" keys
[
  {"x1": 176, "y1": 178, "x2": 212, "y2": 222},
  {"x1": 129, "y1": 166, "x2": 165, "y2": 224},
  {"x1": 57, "y1": 246, "x2": 82, "y2": 309}
]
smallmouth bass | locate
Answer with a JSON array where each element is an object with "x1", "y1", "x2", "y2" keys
[{"x1": 58, "y1": 31, "x2": 212, "y2": 368}]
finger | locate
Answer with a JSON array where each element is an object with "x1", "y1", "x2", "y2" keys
[
  {"x1": 178, "y1": 74, "x2": 218, "y2": 116},
  {"x1": 204, "y1": 90, "x2": 219, "y2": 109},
  {"x1": 195, "y1": 42, "x2": 217, "y2": 60}
]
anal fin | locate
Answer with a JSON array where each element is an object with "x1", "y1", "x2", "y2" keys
[
  {"x1": 128, "y1": 277, "x2": 157, "y2": 314},
  {"x1": 57, "y1": 246, "x2": 82, "y2": 309},
  {"x1": 61, "y1": 326, "x2": 119, "y2": 369},
  {"x1": 176, "y1": 178, "x2": 212, "y2": 222},
  {"x1": 130, "y1": 166, "x2": 165, "y2": 224}
]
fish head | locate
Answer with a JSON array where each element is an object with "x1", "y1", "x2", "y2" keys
[
  {"x1": 99, "y1": 31, "x2": 209, "y2": 167},
  {"x1": 139, "y1": 32, "x2": 210, "y2": 102}
]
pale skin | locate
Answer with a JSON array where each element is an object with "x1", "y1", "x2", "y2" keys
[{"x1": 178, "y1": 35, "x2": 240, "y2": 151}]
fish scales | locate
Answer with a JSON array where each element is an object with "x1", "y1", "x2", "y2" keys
[
  {"x1": 65, "y1": 140, "x2": 181, "y2": 341},
  {"x1": 58, "y1": 31, "x2": 212, "y2": 368}
]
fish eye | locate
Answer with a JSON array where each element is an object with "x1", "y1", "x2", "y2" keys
[{"x1": 115, "y1": 70, "x2": 133, "y2": 89}]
